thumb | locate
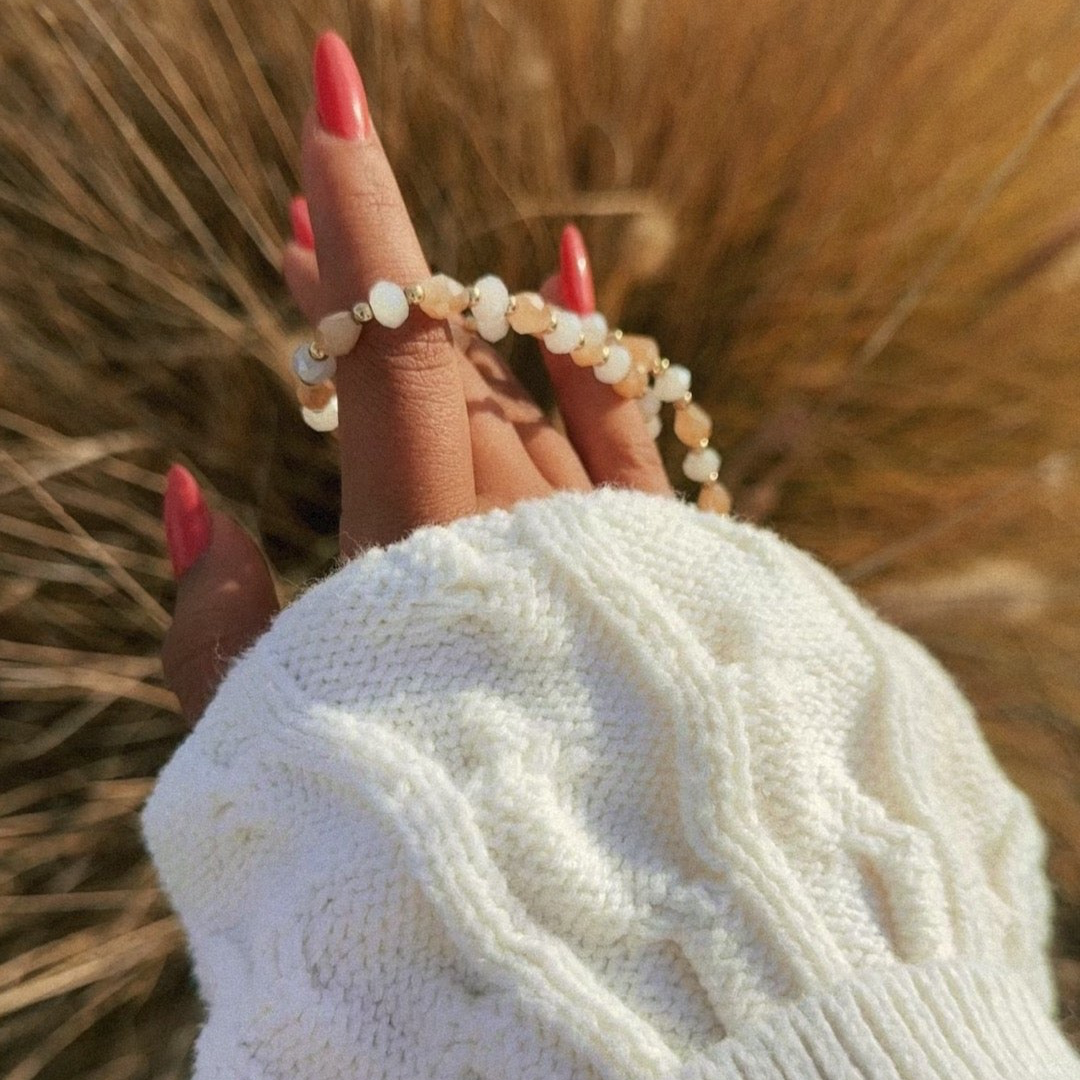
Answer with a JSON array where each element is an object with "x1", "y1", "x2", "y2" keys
[{"x1": 161, "y1": 465, "x2": 280, "y2": 726}]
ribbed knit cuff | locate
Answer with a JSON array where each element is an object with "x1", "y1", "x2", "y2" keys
[{"x1": 676, "y1": 962, "x2": 1080, "y2": 1079}]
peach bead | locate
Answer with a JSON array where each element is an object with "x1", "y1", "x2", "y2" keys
[
  {"x1": 417, "y1": 275, "x2": 451, "y2": 318},
  {"x1": 418, "y1": 274, "x2": 469, "y2": 319},
  {"x1": 297, "y1": 382, "x2": 336, "y2": 410},
  {"x1": 622, "y1": 334, "x2": 661, "y2": 374},
  {"x1": 507, "y1": 292, "x2": 552, "y2": 334},
  {"x1": 611, "y1": 362, "x2": 649, "y2": 399},
  {"x1": 698, "y1": 481, "x2": 732, "y2": 515},
  {"x1": 570, "y1": 341, "x2": 606, "y2": 368},
  {"x1": 674, "y1": 402, "x2": 713, "y2": 447}
]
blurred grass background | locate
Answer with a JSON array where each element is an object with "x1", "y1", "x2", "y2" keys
[{"x1": 1, "y1": 0, "x2": 1080, "y2": 1074}]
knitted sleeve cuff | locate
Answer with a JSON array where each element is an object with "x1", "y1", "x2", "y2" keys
[{"x1": 142, "y1": 487, "x2": 1078, "y2": 1080}]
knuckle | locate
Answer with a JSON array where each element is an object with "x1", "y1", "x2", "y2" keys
[
  {"x1": 362, "y1": 322, "x2": 457, "y2": 376},
  {"x1": 341, "y1": 183, "x2": 405, "y2": 223}
]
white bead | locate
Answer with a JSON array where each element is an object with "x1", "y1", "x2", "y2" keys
[
  {"x1": 654, "y1": 364, "x2": 692, "y2": 402},
  {"x1": 476, "y1": 315, "x2": 510, "y2": 343},
  {"x1": 593, "y1": 344, "x2": 631, "y2": 384},
  {"x1": 302, "y1": 395, "x2": 339, "y2": 432},
  {"x1": 543, "y1": 310, "x2": 583, "y2": 354},
  {"x1": 369, "y1": 281, "x2": 410, "y2": 328},
  {"x1": 581, "y1": 312, "x2": 608, "y2": 347},
  {"x1": 638, "y1": 389, "x2": 662, "y2": 417},
  {"x1": 683, "y1": 446, "x2": 721, "y2": 482},
  {"x1": 292, "y1": 344, "x2": 336, "y2": 386},
  {"x1": 471, "y1": 275, "x2": 510, "y2": 323},
  {"x1": 316, "y1": 311, "x2": 362, "y2": 356},
  {"x1": 646, "y1": 415, "x2": 662, "y2": 440}
]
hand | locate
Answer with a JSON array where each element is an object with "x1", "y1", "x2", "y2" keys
[{"x1": 161, "y1": 31, "x2": 672, "y2": 726}]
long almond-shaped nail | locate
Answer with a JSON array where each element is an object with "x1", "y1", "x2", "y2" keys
[
  {"x1": 560, "y1": 224, "x2": 596, "y2": 315},
  {"x1": 313, "y1": 31, "x2": 371, "y2": 140},
  {"x1": 289, "y1": 196, "x2": 315, "y2": 249},
  {"x1": 163, "y1": 464, "x2": 212, "y2": 580}
]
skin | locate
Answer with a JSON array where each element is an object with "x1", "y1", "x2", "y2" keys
[{"x1": 163, "y1": 92, "x2": 672, "y2": 727}]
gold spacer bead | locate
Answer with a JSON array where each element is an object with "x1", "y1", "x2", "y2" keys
[
  {"x1": 504, "y1": 295, "x2": 518, "y2": 317},
  {"x1": 673, "y1": 391, "x2": 693, "y2": 409},
  {"x1": 706, "y1": 471, "x2": 720, "y2": 484},
  {"x1": 308, "y1": 341, "x2": 328, "y2": 362},
  {"x1": 351, "y1": 302, "x2": 373, "y2": 324},
  {"x1": 698, "y1": 437, "x2": 710, "y2": 450},
  {"x1": 469, "y1": 284, "x2": 482, "y2": 306},
  {"x1": 658, "y1": 357, "x2": 670, "y2": 371},
  {"x1": 547, "y1": 309, "x2": 559, "y2": 333},
  {"x1": 576, "y1": 332, "x2": 587, "y2": 350},
  {"x1": 600, "y1": 344, "x2": 611, "y2": 362},
  {"x1": 404, "y1": 283, "x2": 424, "y2": 305},
  {"x1": 612, "y1": 329, "x2": 624, "y2": 342}
]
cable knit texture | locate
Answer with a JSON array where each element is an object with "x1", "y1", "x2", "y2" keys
[{"x1": 143, "y1": 488, "x2": 1080, "y2": 1079}]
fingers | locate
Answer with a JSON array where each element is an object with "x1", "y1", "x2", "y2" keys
[
  {"x1": 303, "y1": 33, "x2": 474, "y2": 555},
  {"x1": 540, "y1": 227, "x2": 672, "y2": 496},
  {"x1": 284, "y1": 221, "x2": 591, "y2": 500},
  {"x1": 162, "y1": 466, "x2": 279, "y2": 726},
  {"x1": 460, "y1": 339, "x2": 591, "y2": 493},
  {"x1": 455, "y1": 352, "x2": 551, "y2": 506},
  {"x1": 283, "y1": 241, "x2": 321, "y2": 325}
]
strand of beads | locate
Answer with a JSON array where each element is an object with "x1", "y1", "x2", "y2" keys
[{"x1": 291, "y1": 274, "x2": 732, "y2": 513}]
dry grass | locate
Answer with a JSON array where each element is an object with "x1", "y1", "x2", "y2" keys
[{"x1": 1, "y1": 0, "x2": 1080, "y2": 1074}]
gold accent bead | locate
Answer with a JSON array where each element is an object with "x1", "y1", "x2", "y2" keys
[
  {"x1": 308, "y1": 341, "x2": 328, "y2": 362},
  {"x1": 351, "y1": 302, "x2": 373, "y2": 324},
  {"x1": 658, "y1": 357, "x2": 670, "y2": 371},
  {"x1": 672, "y1": 390, "x2": 693, "y2": 410},
  {"x1": 469, "y1": 284, "x2": 482, "y2": 306},
  {"x1": 505, "y1": 295, "x2": 518, "y2": 317},
  {"x1": 547, "y1": 309, "x2": 559, "y2": 333},
  {"x1": 612, "y1": 329, "x2": 624, "y2": 341},
  {"x1": 404, "y1": 283, "x2": 425, "y2": 305}
]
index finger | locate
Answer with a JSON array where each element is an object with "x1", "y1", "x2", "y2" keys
[{"x1": 303, "y1": 32, "x2": 475, "y2": 555}]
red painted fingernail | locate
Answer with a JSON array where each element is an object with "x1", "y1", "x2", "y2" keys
[
  {"x1": 313, "y1": 31, "x2": 371, "y2": 140},
  {"x1": 560, "y1": 224, "x2": 596, "y2": 315},
  {"x1": 289, "y1": 196, "x2": 315, "y2": 250},
  {"x1": 163, "y1": 465, "x2": 212, "y2": 580}
]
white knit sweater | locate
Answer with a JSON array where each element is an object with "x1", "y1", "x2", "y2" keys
[{"x1": 143, "y1": 488, "x2": 1080, "y2": 1079}]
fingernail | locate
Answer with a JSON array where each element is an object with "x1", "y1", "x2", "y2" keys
[
  {"x1": 560, "y1": 224, "x2": 596, "y2": 315},
  {"x1": 163, "y1": 464, "x2": 212, "y2": 580},
  {"x1": 289, "y1": 196, "x2": 315, "y2": 250},
  {"x1": 313, "y1": 31, "x2": 371, "y2": 140}
]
